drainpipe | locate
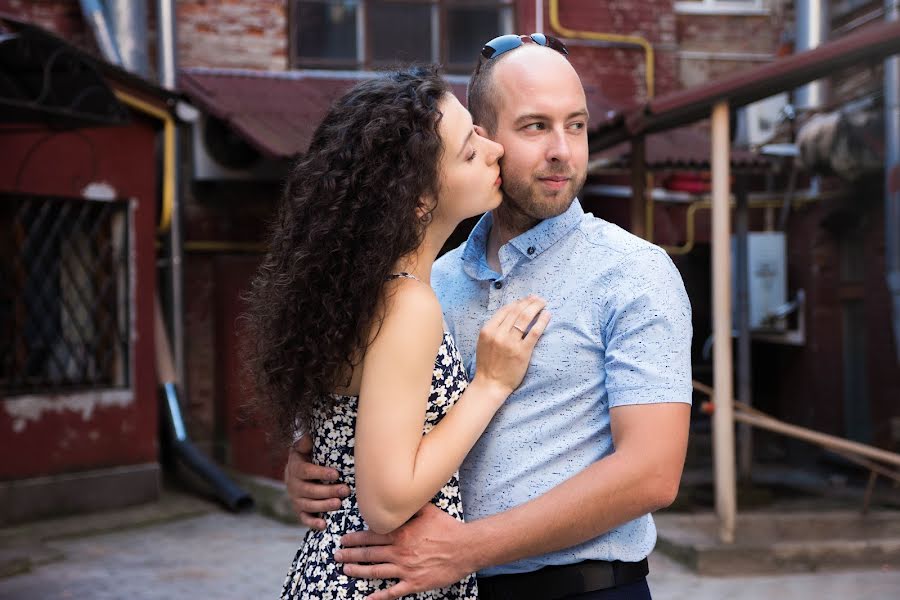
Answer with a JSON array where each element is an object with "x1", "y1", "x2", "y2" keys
[
  {"x1": 155, "y1": 298, "x2": 253, "y2": 512},
  {"x1": 795, "y1": 0, "x2": 829, "y2": 110},
  {"x1": 78, "y1": 0, "x2": 122, "y2": 66},
  {"x1": 156, "y1": 0, "x2": 185, "y2": 394},
  {"x1": 887, "y1": 0, "x2": 900, "y2": 362},
  {"x1": 107, "y1": 0, "x2": 150, "y2": 77}
]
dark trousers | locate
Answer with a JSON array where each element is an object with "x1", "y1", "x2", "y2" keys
[
  {"x1": 476, "y1": 566, "x2": 651, "y2": 600},
  {"x1": 565, "y1": 578, "x2": 652, "y2": 599}
]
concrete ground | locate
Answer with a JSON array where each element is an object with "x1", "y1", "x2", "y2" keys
[{"x1": 1, "y1": 491, "x2": 899, "y2": 599}]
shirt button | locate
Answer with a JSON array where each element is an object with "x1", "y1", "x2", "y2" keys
[
  {"x1": 527, "y1": 246, "x2": 536, "y2": 255},
  {"x1": 493, "y1": 280, "x2": 503, "y2": 290}
]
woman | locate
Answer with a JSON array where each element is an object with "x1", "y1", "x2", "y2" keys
[{"x1": 243, "y1": 66, "x2": 550, "y2": 599}]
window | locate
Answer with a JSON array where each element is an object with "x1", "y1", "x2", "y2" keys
[
  {"x1": 674, "y1": 0, "x2": 768, "y2": 15},
  {"x1": 1, "y1": 194, "x2": 130, "y2": 395},
  {"x1": 290, "y1": 0, "x2": 514, "y2": 73}
]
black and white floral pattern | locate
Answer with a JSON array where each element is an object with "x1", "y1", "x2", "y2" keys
[{"x1": 280, "y1": 331, "x2": 477, "y2": 600}]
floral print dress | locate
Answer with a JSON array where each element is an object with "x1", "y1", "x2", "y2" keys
[{"x1": 280, "y1": 328, "x2": 478, "y2": 600}]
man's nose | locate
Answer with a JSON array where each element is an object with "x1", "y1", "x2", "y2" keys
[{"x1": 546, "y1": 129, "x2": 572, "y2": 163}]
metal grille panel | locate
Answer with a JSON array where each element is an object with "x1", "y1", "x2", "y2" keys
[{"x1": 1, "y1": 194, "x2": 130, "y2": 395}]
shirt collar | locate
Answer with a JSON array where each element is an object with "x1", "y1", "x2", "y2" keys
[
  {"x1": 508, "y1": 198, "x2": 584, "y2": 260},
  {"x1": 460, "y1": 198, "x2": 584, "y2": 279}
]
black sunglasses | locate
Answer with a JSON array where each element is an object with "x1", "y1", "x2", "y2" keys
[{"x1": 480, "y1": 33, "x2": 569, "y2": 60}]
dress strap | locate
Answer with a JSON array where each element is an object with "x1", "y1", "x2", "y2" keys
[{"x1": 386, "y1": 272, "x2": 422, "y2": 282}]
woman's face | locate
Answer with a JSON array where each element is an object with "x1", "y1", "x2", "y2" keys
[{"x1": 430, "y1": 93, "x2": 504, "y2": 225}]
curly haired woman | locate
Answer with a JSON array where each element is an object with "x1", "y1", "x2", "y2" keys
[{"x1": 243, "y1": 66, "x2": 551, "y2": 600}]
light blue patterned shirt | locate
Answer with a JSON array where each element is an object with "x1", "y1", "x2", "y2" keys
[{"x1": 432, "y1": 199, "x2": 693, "y2": 576}]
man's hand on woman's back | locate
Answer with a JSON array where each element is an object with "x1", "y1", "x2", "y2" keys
[{"x1": 285, "y1": 436, "x2": 349, "y2": 530}]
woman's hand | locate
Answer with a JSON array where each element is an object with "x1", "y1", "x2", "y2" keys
[{"x1": 473, "y1": 295, "x2": 551, "y2": 399}]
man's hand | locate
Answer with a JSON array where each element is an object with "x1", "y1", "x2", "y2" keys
[
  {"x1": 285, "y1": 436, "x2": 350, "y2": 530},
  {"x1": 335, "y1": 504, "x2": 478, "y2": 600}
]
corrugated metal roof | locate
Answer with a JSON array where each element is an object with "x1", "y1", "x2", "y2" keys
[
  {"x1": 179, "y1": 69, "x2": 390, "y2": 158},
  {"x1": 179, "y1": 68, "x2": 625, "y2": 159},
  {"x1": 591, "y1": 127, "x2": 770, "y2": 171}
]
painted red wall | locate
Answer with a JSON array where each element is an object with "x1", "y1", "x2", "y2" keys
[{"x1": 0, "y1": 121, "x2": 159, "y2": 479}]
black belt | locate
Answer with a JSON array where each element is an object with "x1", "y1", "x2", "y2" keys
[{"x1": 476, "y1": 558, "x2": 649, "y2": 600}]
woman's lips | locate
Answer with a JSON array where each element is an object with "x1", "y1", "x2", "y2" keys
[{"x1": 495, "y1": 176, "x2": 502, "y2": 187}]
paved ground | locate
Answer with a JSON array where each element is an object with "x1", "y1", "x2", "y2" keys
[{"x1": 2, "y1": 501, "x2": 899, "y2": 600}]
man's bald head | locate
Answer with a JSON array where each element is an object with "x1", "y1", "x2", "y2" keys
[{"x1": 467, "y1": 43, "x2": 578, "y2": 134}]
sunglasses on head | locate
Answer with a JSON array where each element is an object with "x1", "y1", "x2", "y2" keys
[{"x1": 480, "y1": 33, "x2": 569, "y2": 60}]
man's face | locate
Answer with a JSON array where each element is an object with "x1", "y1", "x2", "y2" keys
[{"x1": 488, "y1": 47, "x2": 589, "y2": 222}]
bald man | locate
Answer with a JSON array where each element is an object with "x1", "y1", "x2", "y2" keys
[{"x1": 287, "y1": 35, "x2": 692, "y2": 600}]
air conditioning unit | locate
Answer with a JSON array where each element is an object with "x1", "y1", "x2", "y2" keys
[
  {"x1": 734, "y1": 92, "x2": 789, "y2": 148},
  {"x1": 191, "y1": 114, "x2": 287, "y2": 182}
]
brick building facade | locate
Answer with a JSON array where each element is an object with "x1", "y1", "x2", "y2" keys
[{"x1": 5, "y1": 1, "x2": 895, "y2": 496}]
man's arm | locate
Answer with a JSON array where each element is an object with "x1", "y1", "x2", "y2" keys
[
  {"x1": 449, "y1": 401, "x2": 689, "y2": 566},
  {"x1": 336, "y1": 400, "x2": 690, "y2": 599}
]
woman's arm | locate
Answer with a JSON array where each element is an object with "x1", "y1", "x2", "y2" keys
[{"x1": 355, "y1": 282, "x2": 547, "y2": 534}]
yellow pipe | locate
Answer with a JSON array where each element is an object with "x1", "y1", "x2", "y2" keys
[
  {"x1": 660, "y1": 197, "x2": 820, "y2": 256},
  {"x1": 184, "y1": 241, "x2": 267, "y2": 253},
  {"x1": 548, "y1": 0, "x2": 655, "y2": 99},
  {"x1": 113, "y1": 89, "x2": 175, "y2": 233}
]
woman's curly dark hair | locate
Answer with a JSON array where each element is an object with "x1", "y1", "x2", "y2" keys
[{"x1": 242, "y1": 66, "x2": 451, "y2": 445}]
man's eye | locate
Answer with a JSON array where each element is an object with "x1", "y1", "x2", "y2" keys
[
  {"x1": 569, "y1": 122, "x2": 586, "y2": 131},
  {"x1": 524, "y1": 123, "x2": 545, "y2": 131}
]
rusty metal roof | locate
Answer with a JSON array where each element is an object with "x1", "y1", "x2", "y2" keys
[
  {"x1": 178, "y1": 69, "x2": 392, "y2": 158},
  {"x1": 179, "y1": 68, "x2": 625, "y2": 159},
  {"x1": 590, "y1": 18, "x2": 900, "y2": 152},
  {"x1": 591, "y1": 127, "x2": 770, "y2": 171}
]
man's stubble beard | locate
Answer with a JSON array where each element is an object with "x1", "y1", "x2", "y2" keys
[{"x1": 495, "y1": 169, "x2": 587, "y2": 233}]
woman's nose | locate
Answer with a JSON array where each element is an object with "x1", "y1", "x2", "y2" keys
[{"x1": 485, "y1": 138, "x2": 504, "y2": 163}]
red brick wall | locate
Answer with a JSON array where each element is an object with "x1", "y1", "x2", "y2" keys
[
  {"x1": 536, "y1": 0, "x2": 679, "y2": 105},
  {"x1": 178, "y1": 0, "x2": 288, "y2": 70},
  {"x1": 0, "y1": 0, "x2": 92, "y2": 50}
]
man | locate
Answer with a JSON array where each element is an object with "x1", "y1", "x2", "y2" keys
[{"x1": 286, "y1": 34, "x2": 692, "y2": 600}]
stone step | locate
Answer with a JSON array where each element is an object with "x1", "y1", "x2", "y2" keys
[{"x1": 654, "y1": 510, "x2": 900, "y2": 575}]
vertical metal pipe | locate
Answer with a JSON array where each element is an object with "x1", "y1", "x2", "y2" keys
[
  {"x1": 157, "y1": 0, "x2": 177, "y2": 89},
  {"x1": 795, "y1": 0, "x2": 829, "y2": 110},
  {"x1": 535, "y1": 0, "x2": 544, "y2": 32},
  {"x1": 78, "y1": 0, "x2": 123, "y2": 66},
  {"x1": 157, "y1": 0, "x2": 185, "y2": 391},
  {"x1": 886, "y1": 0, "x2": 900, "y2": 362},
  {"x1": 712, "y1": 100, "x2": 737, "y2": 543},
  {"x1": 630, "y1": 136, "x2": 647, "y2": 239},
  {"x1": 735, "y1": 177, "x2": 753, "y2": 480},
  {"x1": 107, "y1": 0, "x2": 150, "y2": 77}
]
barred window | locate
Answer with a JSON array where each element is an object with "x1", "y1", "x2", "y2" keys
[{"x1": 1, "y1": 194, "x2": 130, "y2": 395}]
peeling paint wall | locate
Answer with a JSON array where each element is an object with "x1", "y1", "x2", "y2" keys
[{"x1": 4, "y1": 390, "x2": 134, "y2": 434}]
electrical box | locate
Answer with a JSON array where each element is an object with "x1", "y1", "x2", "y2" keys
[{"x1": 732, "y1": 232, "x2": 787, "y2": 330}]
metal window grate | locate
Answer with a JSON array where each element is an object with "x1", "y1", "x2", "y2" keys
[{"x1": 1, "y1": 193, "x2": 130, "y2": 395}]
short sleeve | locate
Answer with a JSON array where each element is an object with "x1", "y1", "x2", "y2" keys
[{"x1": 602, "y1": 247, "x2": 693, "y2": 407}]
